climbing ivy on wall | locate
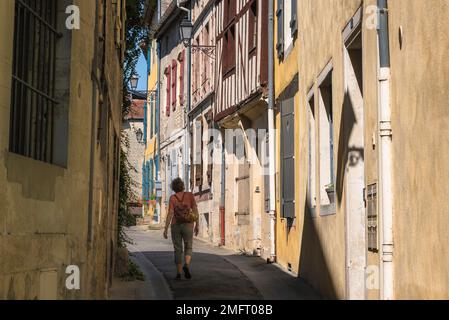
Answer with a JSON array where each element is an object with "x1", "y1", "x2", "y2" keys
[
  {"x1": 122, "y1": 0, "x2": 148, "y2": 115},
  {"x1": 118, "y1": 0, "x2": 147, "y2": 247}
]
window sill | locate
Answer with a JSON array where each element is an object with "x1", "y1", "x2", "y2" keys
[{"x1": 320, "y1": 203, "x2": 336, "y2": 217}]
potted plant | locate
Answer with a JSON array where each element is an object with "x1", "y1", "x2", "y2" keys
[
  {"x1": 325, "y1": 183, "x2": 335, "y2": 204},
  {"x1": 148, "y1": 194, "x2": 157, "y2": 207}
]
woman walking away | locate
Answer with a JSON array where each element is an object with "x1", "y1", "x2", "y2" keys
[{"x1": 163, "y1": 178, "x2": 199, "y2": 280}]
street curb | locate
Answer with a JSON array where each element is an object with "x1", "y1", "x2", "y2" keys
[{"x1": 129, "y1": 243, "x2": 174, "y2": 300}]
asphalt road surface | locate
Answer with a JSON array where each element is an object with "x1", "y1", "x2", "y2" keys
[{"x1": 126, "y1": 227, "x2": 320, "y2": 300}]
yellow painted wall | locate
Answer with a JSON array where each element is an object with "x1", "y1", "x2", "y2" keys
[
  {"x1": 0, "y1": 0, "x2": 124, "y2": 299},
  {"x1": 143, "y1": 36, "x2": 159, "y2": 219},
  {"x1": 296, "y1": 0, "x2": 366, "y2": 299},
  {"x1": 274, "y1": 0, "x2": 301, "y2": 275},
  {"x1": 145, "y1": 37, "x2": 158, "y2": 161},
  {"x1": 388, "y1": 0, "x2": 449, "y2": 299}
]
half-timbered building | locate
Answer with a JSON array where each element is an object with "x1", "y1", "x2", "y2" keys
[
  {"x1": 189, "y1": 0, "x2": 222, "y2": 244},
  {"x1": 214, "y1": 0, "x2": 271, "y2": 258}
]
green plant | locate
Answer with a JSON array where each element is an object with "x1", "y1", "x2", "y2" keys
[
  {"x1": 119, "y1": 261, "x2": 145, "y2": 282},
  {"x1": 117, "y1": 0, "x2": 147, "y2": 248},
  {"x1": 122, "y1": 0, "x2": 148, "y2": 116},
  {"x1": 118, "y1": 134, "x2": 135, "y2": 248}
]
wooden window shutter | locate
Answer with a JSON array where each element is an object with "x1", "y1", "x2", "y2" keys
[
  {"x1": 230, "y1": 0, "x2": 236, "y2": 20},
  {"x1": 165, "y1": 66, "x2": 171, "y2": 116},
  {"x1": 206, "y1": 112, "x2": 214, "y2": 185},
  {"x1": 290, "y1": 0, "x2": 298, "y2": 37},
  {"x1": 143, "y1": 102, "x2": 147, "y2": 144},
  {"x1": 195, "y1": 120, "x2": 202, "y2": 187},
  {"x1": 150, "y1": 95, "x2": 154, "y2": 138},
  {"x1": 179, "y1": 50, "x2": 185, "y2": 105},
  {"x1": 195, "y1": 37, "x2": 200, "y2": 92},
  {"x1": 248, "y1": 1, "x2": 256, "y2": 52},
  {"x1": 223, "y1": 32, "x2": 228, "y2": 76},
  {"x1": 224, "y1": 0, "x2": 229, "y2": 26},
  {"x1": 276, "y1": 0, "x2": 284, "y2": 59},
  {"x1": 190, "y1": 123, "x2": 195, "y2": 189},
  {"x1": 203, "y1": 29, "x2": 207, "y2": 86},
  {"x1": 200, "y1": 119, "x2": 204, "y2": 188},
  {"x1": 172, "y1": 60, "x2": 177, "y2": 110},
  {"x1": 230, "y1": 25, "x2": 236, "y2": 69}
]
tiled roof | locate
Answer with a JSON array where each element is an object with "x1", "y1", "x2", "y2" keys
[{"x1": 126, "y1": 99, "x2": 146, "y2": 120}]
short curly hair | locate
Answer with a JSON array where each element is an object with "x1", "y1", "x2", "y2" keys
[{"x1": 171, "y1": 178, "x2": 185, "y2": 193}]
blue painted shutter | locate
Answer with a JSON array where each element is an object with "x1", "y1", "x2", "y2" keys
[
  {"x1": 276, "y1": 0, "x2": 284, "y2": 59},
  {"x1": 291, "y1": 0, "x2": 298, "y2": 36},
  {"x1": 281, "y1": 98, "x2": 295, "y2": 219},
  {"x1": 149, "y1": 159, "x2": 154, "y2": 194},
  {"x1": 142, "y1": 162, "x2": 146, "y2": 201},
  {"x1": 151, "y1": 96, "x2": 155, "y2": 138},
  {"x1": 143, "y1": 102, "x2": 148, "y2": 145}
]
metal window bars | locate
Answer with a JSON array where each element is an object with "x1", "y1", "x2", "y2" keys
[
  {"x1": 9, "y1": 0, "x2": 61, "y2": 163},
  {"x1": 366, "y1": 184, "x2": 379, "y2": 252}
]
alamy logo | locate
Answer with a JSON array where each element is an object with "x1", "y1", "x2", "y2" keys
[
  {"x1": 65, "y1": 265, "x2": 80, "y2": 290},
  {"x1": 365, "y1": 5, "x2": 379, "y2": 30},
  {"x1": 65, "y1": 5, "x2": 80, "y2": 30}
]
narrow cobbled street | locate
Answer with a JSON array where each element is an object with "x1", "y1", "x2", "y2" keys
[{"x1": 118, "y1": 227, "x2": 320, "y2": 300}]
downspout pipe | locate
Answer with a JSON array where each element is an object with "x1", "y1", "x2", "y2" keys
[
  {"x1": 88, "y1": 0, "x2": 101, "y2": 244},
  {"x1": 267, "y1": 0, "x2": 276, "y2": 262},
  {"x1": 177, "y1": 1, "x2": 192, "y2": 190},
  {"x1": 377, "y1": 0, "x2": 394, "y2": 300},
  {"x1": 157, "y1": 39, "x2": 162, "y2": 223}
]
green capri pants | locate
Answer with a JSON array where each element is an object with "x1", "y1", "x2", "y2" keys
[{"x1": 171, "y1": 223, "x2": 194, "y2": 264}]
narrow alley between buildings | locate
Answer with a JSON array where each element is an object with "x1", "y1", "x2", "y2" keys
[{"x1": 110, "y1": 226, "x2": 320, "y2": 300}]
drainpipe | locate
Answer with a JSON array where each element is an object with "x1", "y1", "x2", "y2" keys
[
  {"x1": 220, "y1": 129, "x2": 226, "y2": 246},
  {"x1": 377, "y1": 0, "x2": 394, "y2": 300},
  {"x1": 267, "y1": 0, "x2": 276, "y2": 263},
  {"x1": 88, "y1": 0, "x2": 101, "y2": 244},
  {"x1": 156, "y1": 39, "x2": 162, "y2": 223},
  {"x1": 177, "y1": 1, "x2": 192, "y2": 190}
]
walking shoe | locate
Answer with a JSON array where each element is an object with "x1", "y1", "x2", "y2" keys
[
  {"x1": 175, "y1": 274, "x2": 182, "y2": 280},
  {"x1": 183, "y1": 265, "x2": 192, "y2": 279}
]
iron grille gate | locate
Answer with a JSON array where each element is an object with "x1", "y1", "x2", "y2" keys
[{"x1": 10, "y1": 0, "x2": 60, "y2": 163}]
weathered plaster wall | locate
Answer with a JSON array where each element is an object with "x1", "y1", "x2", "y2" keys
[
  {"x1": 124, "y1": 120, "x2": 145, "y2": 201},
  {"x1": 274, "y1": 0, "x2": 301, "y2": 275},
  {"x1": 388, "y1": 0, "x2": 449, "y2": 299},
  {"x1": 294, "y1": 0, "x2": 365, "y2": 299},
  {"x1": 0, "y1": 0, "x2": 124, "y2": 300}
]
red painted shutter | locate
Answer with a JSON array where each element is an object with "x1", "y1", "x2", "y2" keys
[
  {"x1": 200, "y1": 119, "x2": 204, "y2": 188},
  {"x1": 206, "y1": 112, "x2": 213, "y2": 185},
  {"x1": 179, "y1": 50, "x2": 185, "y2": 106},
  {"x1": 165, "y1": 66, "x2": 171, "y2": 116},
  {"x1": 224, "y1": 0, "x2": 229, "y2": 25},
  {"x1": 172, "y1": 60, "x2": 177, "y2": 111},
  {"x1": 230, "y1": 25, "x2": 235, "y2": 69},
  {"x1": 190, "y1": 122, "x2": 195, "y2": 188}
]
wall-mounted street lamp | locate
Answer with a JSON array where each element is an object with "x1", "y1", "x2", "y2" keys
[
  {"x1": 179, "y1": 18, "x2": 215, "y2": 58},
  {"x1": 130, "y1": 74, "x2": 139, "y2": 90},
  {"x1": 136, "y1": 128, "x2": 143, "y2": 143},
  {"x1": 180, "y1": 19, "x2": 193, "y2": 46}
]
